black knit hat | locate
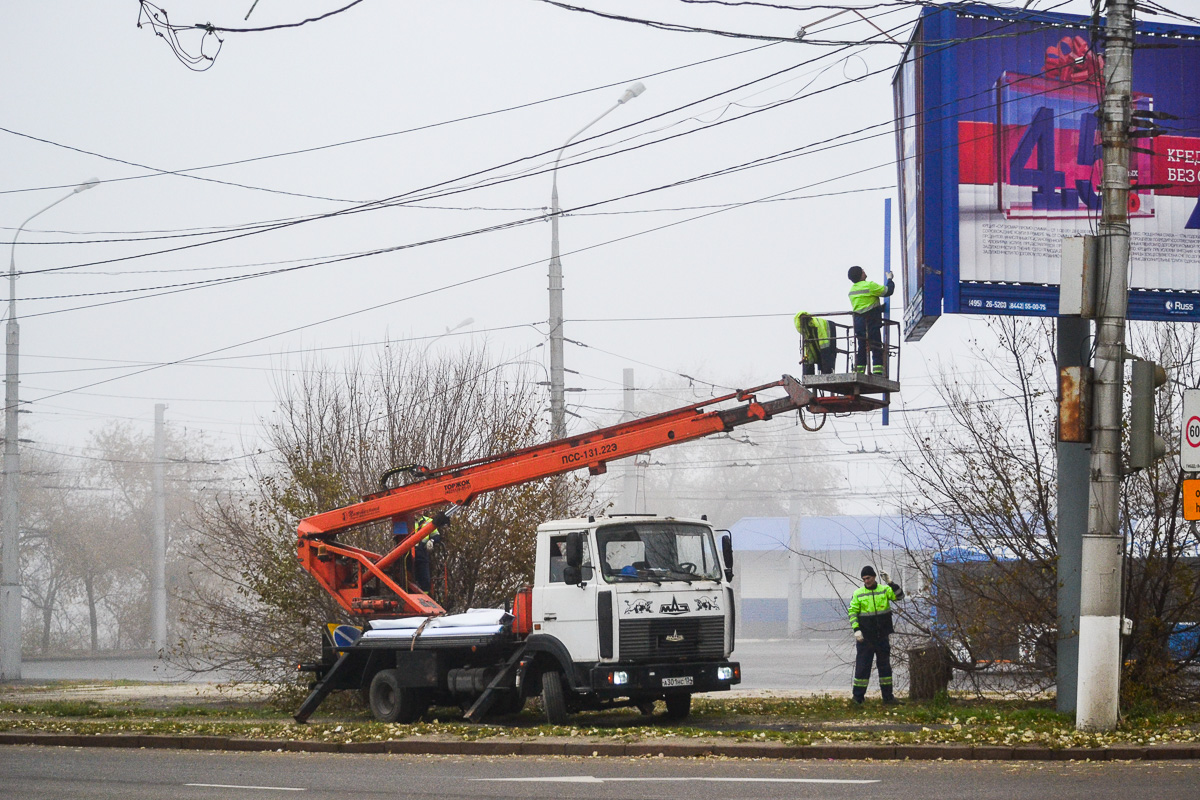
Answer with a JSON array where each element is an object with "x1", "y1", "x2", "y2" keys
[
  {"x1": 861, "y1": 565, "x2": 877, "y2": 578},
  {"x1": 848, "y1": 266, "x2": 865, "y2": 282}
]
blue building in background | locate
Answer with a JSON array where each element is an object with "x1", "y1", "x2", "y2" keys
[{"x1": 730, "y1": 516, "x2": 930, "y2": 639}]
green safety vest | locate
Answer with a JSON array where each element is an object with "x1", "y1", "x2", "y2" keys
[
  {"x1": 793, "y1": 312, "x2": 832, "y2": 363},
  {"x1": 848, "y1": 280, "x2": 889, "y2": 314},
  {"x1": 417, "y1": 515, "x2": 438, "y2": 542},
  {"x1": 848, "y1": 581, "x2": 903, "y2": 639}
]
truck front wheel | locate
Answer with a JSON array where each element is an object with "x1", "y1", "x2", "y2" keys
[
  {"x1": 663, "y1": 693, "x2": 691, "y2": 721},
  {"x1": 369, "y1": 669, "x2": 426, "y2": 723},
  {"x1": 541, "y1": 670, "x2": 569, "y2": 725}
]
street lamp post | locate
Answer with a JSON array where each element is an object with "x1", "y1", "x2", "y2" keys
[
  {"x1": 547, "y1": 82, "x2": 645, "y2": 443},
  {"x1": 1, "y1": 178, "x2": 99, "y2": 681},
  {"x1": 421, "y1": 317, "x2": 475, "y2": 354}
]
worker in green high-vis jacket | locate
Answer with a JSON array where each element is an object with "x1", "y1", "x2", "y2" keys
[
  {"x1": 849, "y1": 565, "x2": 904, "y2": 704},
  {"x1": 846, "y1": 266, "x2": 894, "y2": 375},
  {"x1": 794, "y1": 311, "x2": 836, "y2": 375}
]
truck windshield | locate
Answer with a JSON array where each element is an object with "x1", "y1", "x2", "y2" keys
[{"x1": 596, "y1": 521, "x2": 722, "y2": 583}]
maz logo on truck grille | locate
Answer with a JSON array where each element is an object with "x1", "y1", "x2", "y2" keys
[{"x1": 659, "y1": 596, "x2": 690, "y2": 615}]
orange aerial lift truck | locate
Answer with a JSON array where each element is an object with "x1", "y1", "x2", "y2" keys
[{"x1": 294, "y1": 372, "x2": 892, "y2": 725}]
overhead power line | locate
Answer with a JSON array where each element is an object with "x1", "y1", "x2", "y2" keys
[
  {"x1": 529, "y1": 0, "x2": 1079, "y2": 45},
  {"x1": 1, "y1": 39, "x2": 778, "y2": 199}
]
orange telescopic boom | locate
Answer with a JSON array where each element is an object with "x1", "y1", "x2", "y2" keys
[{"x1": 297, "y1": 374, "x2": 883, "y2": 619}]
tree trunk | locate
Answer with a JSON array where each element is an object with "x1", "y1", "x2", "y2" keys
[
  {"x1": 84, "y1": 574, "x2": 99, "y2": 654},
  {"x1": 40, "y1": 579, "x2": 57, "y2": 654},
  {"x1": 908, "y1": 642, "x2": 954, "y2": 700}
]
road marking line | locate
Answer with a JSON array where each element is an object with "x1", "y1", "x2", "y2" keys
[
  {"x1": 185, "y1": 783, "x2": 306, "y2": 792},
  {"x1": 473, "y1": 777, "x2": 879, "y2": 784}
]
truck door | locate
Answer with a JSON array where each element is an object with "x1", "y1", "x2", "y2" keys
[{"x1": 534, "y1": 533, "x2": 600, "y2": 662}]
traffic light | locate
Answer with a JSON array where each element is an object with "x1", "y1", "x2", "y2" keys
[{"x1": 1129, "y1": 360, "x2": 1168, "y2": 470}]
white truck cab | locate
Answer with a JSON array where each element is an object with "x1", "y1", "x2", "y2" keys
[{"x1": 523, "y1": 513, "x2": 740, "y2": 721}]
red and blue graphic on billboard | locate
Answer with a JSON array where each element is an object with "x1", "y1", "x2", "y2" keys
[{"x1": 894, "y1": 5, "x2": 1200, "y2": 340}]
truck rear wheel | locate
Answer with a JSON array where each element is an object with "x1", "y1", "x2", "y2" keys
[
  {"x1": 663, "y1": 693, "x2": 691, "y2": 721},
  {"x1": 541, "y1": 670, "x2": 569, "y2": 725},
  {"x1": 369, "y1": 669, "x2": 426, "y2": 723}
]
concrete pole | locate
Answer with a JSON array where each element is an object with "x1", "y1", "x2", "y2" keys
[
  {"x1": 621, "y1": 369, "x2": 638, "y2": 512},
  {"x1": 151, "y1": 404, "x2": 167, "y2": 654},
  {"x1": 787, "y1": 517, "x2": 804, "y2": 638},
  {"x1": 547, "y1": 83, "x2": 646, "y2": 446},
  {"x1": 0, "y1": 278, "x2": 20, "y2": 681},
  {"x1": 1, "y1": 178, "x2": 98, "y2": 681},
  {"x1": 1077, "y1": 0, "x2": 1133, "y2": 731},
  {"x1": 548, "y1": 180, "x2": 566, "y2": 444},
  {"x1": 1057, "y1": 316, "x2": 1090, "y2": 713}
]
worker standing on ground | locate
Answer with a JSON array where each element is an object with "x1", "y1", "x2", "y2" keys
[
  {"x1": 794, "y1": 311, "x2": 837, "y2": 375},
  {"x1": 846, "y1": 266, "x2": 894, "y2": 375},
  {"x1": 849, "y1": 565, "x2": 904, "y2": 704}
]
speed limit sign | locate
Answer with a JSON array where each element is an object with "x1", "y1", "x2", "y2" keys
[{"x1": 1184, "y1": 389, "x2": 1200, "y2": 472}]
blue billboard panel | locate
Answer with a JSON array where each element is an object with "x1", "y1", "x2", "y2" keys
[{"x1": 894, "y1": 4, "x2": 1200, "y2": 340}]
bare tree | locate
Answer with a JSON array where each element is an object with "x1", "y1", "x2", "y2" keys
[
  {"x1": 177, "y1": 343, "x2": 590, "y2": 683},
  {"x1": 892, "y1": 317, "x2": 1200, "y2": 702},
  {"x1": 1118, "y1": 322, "x2": 1200, "y2": 703},
  {"x1": 12, "y1": 421, "x2": 225, "y2": 656}
]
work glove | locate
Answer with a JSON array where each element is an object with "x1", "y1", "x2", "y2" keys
[
  {"x1": 854, "y1": 630, "x2": 864, "y2": 643},
  {"x1": 879, "y1": 571, "x2": 890, "y2": 584},
  {"x1": 885, "y1": 271, "x2": 894, "y2": 282}
]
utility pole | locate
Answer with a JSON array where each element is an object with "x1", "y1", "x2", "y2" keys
[
  {"x1": 0, "y1": 284, "x2": 20, "y2": 681},
  {"x1": 548, "y1": 83, "x2": 646, "y2": 444},
  {"x1": 1056, "y1": 311, "x2": 1090, "y2": 713},
  {"x1": 1, "y1": 178, "x2": 98, "y2": 680},
  {"x1": 151, "y1": 404, "x2": 167, "y2": 655},
  {"x1": 1077, "y1": 0, "x2": 1134, "y2": 731},
  {"x1": 621, "y1": 368, "x2": 638, "y2": 512}
]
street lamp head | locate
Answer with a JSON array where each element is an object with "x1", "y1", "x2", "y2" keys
[
  {"x1": 74, "y1": 178, "x2": 101, "y2": 193},
  {"x1": 618, "y1": 82, "x2": 646, "y2": 104}
]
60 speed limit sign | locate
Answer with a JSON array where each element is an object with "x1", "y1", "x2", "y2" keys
[{"x1": 1184, "y1": 389, "x2": 1200, "y2": 473}]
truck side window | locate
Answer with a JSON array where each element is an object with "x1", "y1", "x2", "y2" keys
[
  {"x1": 549, "y1": 534, "x2": 593, "y2": 583},
  {"x1": 549, "y1": 537, "x2": 567, "y2": 583}
]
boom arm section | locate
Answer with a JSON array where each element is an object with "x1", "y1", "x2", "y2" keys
[{"x1": 297, "y1": 374, "x2": 844, "y2": 618}]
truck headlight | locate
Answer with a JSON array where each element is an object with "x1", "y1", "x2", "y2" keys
[
  {"x1": 717, "y1": 666, "x2": 734, "y2": 681},
  {"x1": 609, "y1": 670, "x2": 629, "y2": 685}
]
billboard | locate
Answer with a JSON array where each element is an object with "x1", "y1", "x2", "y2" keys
[{"x1": 894, "y1": 4, "x2": 1200, "y2": 341}]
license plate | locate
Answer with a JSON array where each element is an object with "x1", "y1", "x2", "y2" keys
[{"x1": 661, "y1": 676, "x2": 693, "y2": 687}]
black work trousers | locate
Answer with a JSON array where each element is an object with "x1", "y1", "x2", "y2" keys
[
  {"x1": 853, "y1": 636, "x2": 894, "y2": 701},
  {"x1": 852, "y1": 306, "x2": 885, "y2": 375},
  {"x1": 801, "y1": 344, "x2": 837, "y2": 375}
]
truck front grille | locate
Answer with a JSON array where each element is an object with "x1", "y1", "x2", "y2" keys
[{"x1": 618, "y1": 616, "x2": 725, "y2": 660}]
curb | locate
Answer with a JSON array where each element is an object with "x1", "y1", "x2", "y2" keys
[{"x1": 0, "y1": 732, "x2": 1197, "y2": 760}]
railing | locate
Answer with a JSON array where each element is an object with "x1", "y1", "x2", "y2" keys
[{"x1": 796, "y1": 311, "x2": 901, "y2": 380}]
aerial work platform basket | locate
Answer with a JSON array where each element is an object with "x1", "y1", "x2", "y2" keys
[{"x1": 795, "y1": 313, "x2": 900, "y2": 413}]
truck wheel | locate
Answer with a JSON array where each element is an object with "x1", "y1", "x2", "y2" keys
[
  {"x1": 663, "y1": 693, "x2": 691, "y2": 721},
  {"x1": 368, "y1": 669, "x2": 425, "y2": 723},
  {"x1": 541, "y1": 670, "x2": 569, "y2": 725}
]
